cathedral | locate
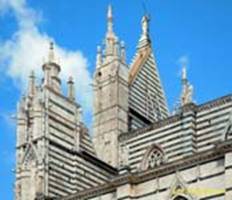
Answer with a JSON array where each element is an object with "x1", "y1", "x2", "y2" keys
[{"x1": 15, "y1": 5, "x2": 232, "y2": 200}]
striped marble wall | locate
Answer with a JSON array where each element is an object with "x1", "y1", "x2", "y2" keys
[{"x1": 120, "y1": 95, "x2": 232, "y2": 172}]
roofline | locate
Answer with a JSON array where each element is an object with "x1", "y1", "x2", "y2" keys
[{"x1": 119, "y1": 93, "x2": 232, "y2": 142}]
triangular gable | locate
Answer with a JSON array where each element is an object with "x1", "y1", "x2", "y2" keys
[
  {"x1": 128, "y1": 46, "x2": 169, "y2": 127},
  {"x1": 128, "y1": 16, "x2": 169, "y2": 130}
]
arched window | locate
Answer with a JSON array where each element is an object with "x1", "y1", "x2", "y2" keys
[
  {"x1": 147, "y1": 148, "x2": 163, "y2": 168},
  {"x1": 140, "y1": 144, "x2": 165, "y2": 170}
]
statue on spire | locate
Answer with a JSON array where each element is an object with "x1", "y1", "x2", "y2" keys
[
  {"x1": 142, "y1": 15, "x2": 150, "y2": 37},
  {"x1": 138, "y1": 15, "x2": 151, "y2": 49}
]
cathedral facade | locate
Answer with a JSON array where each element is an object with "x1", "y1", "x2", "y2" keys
[{"x1": 15, "y1": 6, "x2": 232, "y2": 200}]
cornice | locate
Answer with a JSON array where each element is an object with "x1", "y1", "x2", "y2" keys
[{"x1": 197, "y1": 94, "x2": 232, "y2": 112}]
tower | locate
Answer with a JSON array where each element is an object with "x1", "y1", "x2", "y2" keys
[
  {"x1": 93, "y1": 5, "x2": 129, "y2": 167},
  {"x1": 15, "y1": 43, "x2": 94, "y2": 199}
]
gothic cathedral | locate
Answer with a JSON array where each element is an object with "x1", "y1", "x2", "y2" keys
[{"x1": 15, "y1": 5, "x2": 232, "y2": 200}]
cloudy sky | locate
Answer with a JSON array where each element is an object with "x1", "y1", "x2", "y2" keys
[{"x1": 1, "y1": 0, "x2": 232, "y2": 199}]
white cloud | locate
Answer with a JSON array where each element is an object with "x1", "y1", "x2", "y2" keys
[{"x1": 0, "y1": 0, "x2": 92, "y2": 118}]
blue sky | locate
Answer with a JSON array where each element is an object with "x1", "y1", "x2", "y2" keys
[{"x1": 0, "y1": 0, "x2": 232, "y2": 199}]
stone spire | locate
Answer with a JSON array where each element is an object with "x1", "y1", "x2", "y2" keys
[
  {"x1": 99, "y1": 5, "x2": 125, "y2": 64},
  {"x1": 180, "y1": 65, "x2": 193, "y2": 106},
  {"x1": 104, "y1": 5, "x2": 119, "y2": 60},
  {"x1": 138, "y1": 15, "x2": 151, "y2": 49}
]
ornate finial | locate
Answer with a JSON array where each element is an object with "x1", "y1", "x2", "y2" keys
[
  {"x1": 180, "y1": 64, "x2": 193, "y2": 106},
  {"x1": 48, "y1": 41, "x2": 55, "y2": 62},
  {"x1": 67, "y1": 76, "x2": 75, "y2": 101}
]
